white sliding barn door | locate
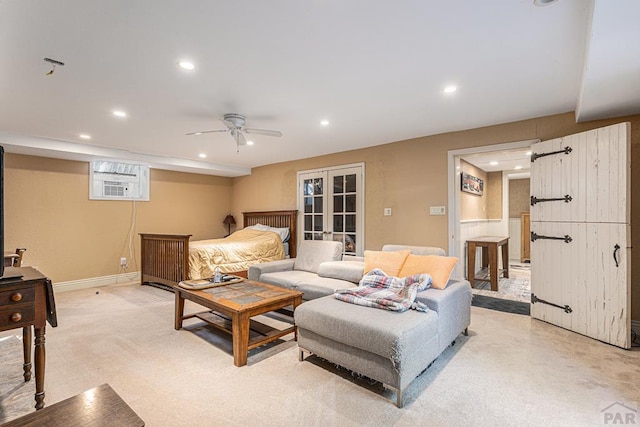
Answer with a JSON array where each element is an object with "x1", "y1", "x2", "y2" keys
[{"x1": 530, "y1": 123, "x2": 631, "y2": 349}]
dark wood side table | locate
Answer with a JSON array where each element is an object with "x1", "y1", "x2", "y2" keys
[
  {"x1": 0, "y1": 383, "x2": 144, "y2": 427},
  {"x1": 0, "y1": 267, "x2": 57, "y2": 410},
  {"x1": 466, "y1": 236, "x2": 509, "y2": 291}
]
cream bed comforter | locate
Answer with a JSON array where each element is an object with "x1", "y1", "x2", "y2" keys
[{"x1": 188, "y1": 228, "x2": 285, "y2": 279}]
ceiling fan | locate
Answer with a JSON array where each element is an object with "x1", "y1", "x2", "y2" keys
[{"x1": 186, "y1": 113, "x2": 282, "y2": 152}]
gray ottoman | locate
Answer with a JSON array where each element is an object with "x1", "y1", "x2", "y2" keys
[{"x1": 295, "y1": 296, "x2": 444, "y2": 407}]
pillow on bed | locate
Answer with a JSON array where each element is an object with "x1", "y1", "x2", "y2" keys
[
  {"x1": 245, "y1": 223, "x2": 270, "y2": 231},
  {"x1": 268, "y1": 226, "x2": 290, "y2": 243}
]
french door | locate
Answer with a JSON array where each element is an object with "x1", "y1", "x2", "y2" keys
[{"x1": 297, "y1": 163, "x2": 364, "y2": 256}]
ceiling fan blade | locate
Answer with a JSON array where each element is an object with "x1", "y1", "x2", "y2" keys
[
  {"x1": 185, "y1": 129, "x2": 228, "y2": 136},
  {"x1": 244, "y1": 128, "x2": 282, "y2": 137}
]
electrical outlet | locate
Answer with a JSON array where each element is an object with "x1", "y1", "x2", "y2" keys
[{"x1": 120, "y1": 257, "x2": 127, "y2": 267}]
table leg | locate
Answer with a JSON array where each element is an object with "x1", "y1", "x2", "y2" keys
[
  {"x1": 501, "y1": 241, "x2": 509, "y2": 279},
  {"x1": 23, "y1": 326, "x2": 32, "y2": 382},
  {"x1": 232, "y1": 312, "x2": 250, "y2": 367},
  {"x1": 488, "y1": 244, "x2": 498, "y2": 292},
  {"x1": 34, "y1": 325, "x2": 45, "y2": 410},
  {"x1": 467, "y1": 242, "x2": 476, "y2": 287},
  {"x1": 481, "y1": 247, "x2": 489, "y2": 269},
  {"x1": 174, "y1": 290, "x2": 185, "y2": 330}
]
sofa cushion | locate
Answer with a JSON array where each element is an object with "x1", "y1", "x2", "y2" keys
[
  {"x1": 295, "y1": 296, "x2": 439, "y2": 360},
  {"x1": 399, "y1": 254, "x2": 458, "y2": 289},
  {"x1": 294, "y1": 240, "x2": 343, "y2": 273},
  {"x1": 296, "y1": 276, "x2": 355, "y2": 300},
  {"x1": 317, "y1": 261, "x2": 364, "y2": 283},
  {"x1": 364, "y1": 249, "x2": 410, "y2": 276},
  {"x1": 259, "y1": 270, "x2": 319, "y2": 289}
]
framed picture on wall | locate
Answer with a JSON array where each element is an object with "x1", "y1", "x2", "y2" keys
[{"x1": 461, "y1": 172, "x2": 483, "y2": 195}]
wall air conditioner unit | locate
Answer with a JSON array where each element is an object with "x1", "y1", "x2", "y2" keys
[{"x1": 89, "y1": 160, "x2": 150, "y2": 201}]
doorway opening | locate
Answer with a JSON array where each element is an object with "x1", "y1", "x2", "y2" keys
[{"x1": 447, "y1": 140, "x2": 536, "y2": 313}]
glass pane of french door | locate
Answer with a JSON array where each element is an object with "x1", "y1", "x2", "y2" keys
[{"x1": 301, "y1": 172, "x2": 326, "y2": 241}]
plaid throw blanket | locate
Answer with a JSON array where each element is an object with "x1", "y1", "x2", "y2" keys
[{"x1": 334, "y1": 268, "x2": 432, "y2": 312}]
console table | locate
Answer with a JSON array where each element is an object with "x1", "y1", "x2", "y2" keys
[
  {"x1": 0, "y1": 267, "x2": 57, "y2": 410},
  {"x1": 466, "y1": 236, "x2": 509, "y2": 291}
]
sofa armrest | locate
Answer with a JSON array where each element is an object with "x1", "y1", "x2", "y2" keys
[
  {"x1": 248, "y1": 258, "x2": 296, "y2": 281},
  {"x1": 416, "y1": 279, "x2": 472, "y2": 353}
]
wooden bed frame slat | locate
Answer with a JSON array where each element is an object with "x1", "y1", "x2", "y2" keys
[{"x1": 140, "y1": 210, "x2": 297, "y2": 290}]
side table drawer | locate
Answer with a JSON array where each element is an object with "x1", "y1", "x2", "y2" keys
[
  {"x1": 0, "y1": 306, "x2": 35, "y2": 328},
  {"x1": 0, "y1": 287, "x2": 35, "y2": 305}
]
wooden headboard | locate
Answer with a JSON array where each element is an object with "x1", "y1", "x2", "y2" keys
[{"x1": 243, "y1": 210, "x2": 298, "y2": 258}]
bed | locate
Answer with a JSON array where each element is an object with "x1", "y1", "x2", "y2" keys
[{"x1": 140, "y1": 210, "x2": 298, "y2": 290}]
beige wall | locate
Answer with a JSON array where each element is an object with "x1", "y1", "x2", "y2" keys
[
  {"x1": 4, "y1": 111, "x2": 639, "y2": 320},
  {"x1": 509, "y1": 178, "x2": 531, "y2": 218},
  {"x1": 4, "y1": 154, "x2": 233, "y2": 282},
  {"x1": 459, "y1": 160, "x2": 488, "y2": 221},
  {"x1": 231, "y1": 112, "x2": 640, "y2": 321},
  {"x1": 486, "y1": 171, "x2": 503, "y2": 220}
]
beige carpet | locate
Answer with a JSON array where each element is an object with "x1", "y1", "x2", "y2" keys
[{"x1": 1, "y1": 282, "x2": 638, "y2": 426}]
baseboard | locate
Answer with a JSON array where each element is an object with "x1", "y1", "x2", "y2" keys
[{"x1": 54, "y1": 271, "x2": 140, "y2": 293}]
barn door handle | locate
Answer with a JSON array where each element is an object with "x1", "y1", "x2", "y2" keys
[
  {"x1": 530, "y1": 195, "x2": 572, "y2": 206},
  {"x1": 530, "y1": 146, "x2": 572, "y2": 162},
  {"x1": 613, "y1": 244, "x2": 621, "y2": 268},
  {"x1": 531, "y1": 294, "x2": 572, "y2": 314},
  {"x1": 531, "y1": 232, "x2": 572, "y2": 243}
]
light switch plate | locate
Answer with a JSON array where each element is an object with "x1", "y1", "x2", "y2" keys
[
  {"x1": 384, "y1": 208, "x2": 392, "y2": 216},
  {"x1": 429, "y1": 206, "x2": 446, "y2": 215}
]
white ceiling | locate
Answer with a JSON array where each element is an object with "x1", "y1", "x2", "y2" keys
[{"x1": 0, "y1": 0, "x2": 638, "y2": 177}]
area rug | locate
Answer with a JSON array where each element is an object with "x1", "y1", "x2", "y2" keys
[
  {"x1": 471, "y1": 264, "x2": 530, "y2": 303},
  {"x1": 472, "y1": 294, "x2": 530, "y2": 315},
  {"x1": 0, "y1": 335, "x2": 36, "y2": 424}
]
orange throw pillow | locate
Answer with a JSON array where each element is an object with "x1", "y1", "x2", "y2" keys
[
  {"x1": 399, "y1": 254, "x2": 458, "y2": 289},
  {"x1": 364, "y1": 250, "x2": 411, "y2": 277}
]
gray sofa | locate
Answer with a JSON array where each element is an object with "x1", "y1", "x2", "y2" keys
[{"x1": 249, "y1": 241, "x2": 472, "y2": 407}]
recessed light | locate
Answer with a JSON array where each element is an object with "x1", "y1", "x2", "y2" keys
[
  {"x1": 113, "y1": 110, "x2": 127, "y2": 118},
  {"x1": 490, "y1": 161, "x2": 498, "y2": 166},
  {"x1": 199, "y1": 153, "x2": 206, "y2": 159},
  {"x1": 178, "y1": 61, "x2": 195, "y2": 71},
  {"x1": 79, "y1": 134, "x2": 91, "y2": 140},
  {"x1": 246, "y1": 140, "x2": 254, "y2": 146},
  {"x1": 514, "y1": 165, "x2": 523, "y2": 170},
  {"x1": 526, "y1": 151, "x2": 532, "y2": 156},
  {"x1": 320, "y1": 120, "x2": 330, "y2": 126},
  {"x1": 444, "y1": 85, "x2": 457, "y2": 94}
]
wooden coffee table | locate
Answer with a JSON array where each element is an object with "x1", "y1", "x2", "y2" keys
[{"x1": 174, "y1": 280, "x2": 303, "y2": 366}]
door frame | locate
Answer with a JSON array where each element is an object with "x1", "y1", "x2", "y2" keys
[
  {"x1": 447, "y1": 139, "x2": 538, "y2": 278},
  {"x1": 296, "y1": 162, "x2": 366, "y2": 255}
]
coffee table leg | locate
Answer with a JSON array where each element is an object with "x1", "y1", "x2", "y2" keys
[
  {"x1": 232, "y1": 312, "x2": 250, "y2": 367},
  {"x1": 174, "y1": 290, "x2": 185, "y2": 330}
]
